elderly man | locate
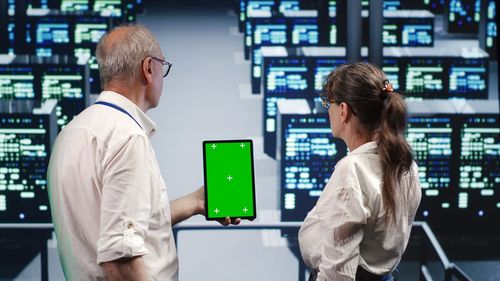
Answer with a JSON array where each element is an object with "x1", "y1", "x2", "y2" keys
[{"x1": 47, "y1": 24, "x2": 238, "y2": 281}]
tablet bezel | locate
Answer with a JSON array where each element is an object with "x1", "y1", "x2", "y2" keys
[{"x1": 203, "y1": 139, "x2": 257, "y2": 221}]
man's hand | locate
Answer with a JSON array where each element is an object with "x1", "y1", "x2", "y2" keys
[
  {"x1": 192, "y1": 186, "x2": 241, "y2": 226},
  {"x1": 171, "y1": 186, "x2": 242, "y2": 226}
]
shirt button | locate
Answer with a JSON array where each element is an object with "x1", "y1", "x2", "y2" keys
[{"x1": 127, "y1": 222, "x2": 134, "y2": 229}]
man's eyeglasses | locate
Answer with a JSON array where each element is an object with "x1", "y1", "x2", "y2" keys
[{"x1": 151, "y1": 57, "x2": 172, "y2": 78}]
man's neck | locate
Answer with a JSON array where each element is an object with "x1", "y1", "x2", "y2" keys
[{"x1": 104, "y1": 81, "x2": 149, "y2": 112}]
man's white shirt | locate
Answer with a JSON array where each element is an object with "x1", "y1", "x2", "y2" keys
[{"x1": 48, "y1": 91, "x2": 178, "y2": 281}]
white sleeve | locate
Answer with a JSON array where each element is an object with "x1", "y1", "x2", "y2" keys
[
  {"x1": 316, "y1": 186, "x2": 369, "y2": 281},
  {"x1": 96, "y1": 135, "x2": 153, "y2": 264}
]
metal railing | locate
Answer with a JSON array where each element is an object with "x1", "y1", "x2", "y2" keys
[
  {"x1": 413, "y1": 222, "x2": 473, "y2": 281},
  {"x1": 173, "y1": 221, "x2": 474, "y2": 281}
]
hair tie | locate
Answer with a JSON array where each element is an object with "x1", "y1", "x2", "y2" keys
[{"x1": 380, "y1": 79, "x2": 393, "y2": 101}]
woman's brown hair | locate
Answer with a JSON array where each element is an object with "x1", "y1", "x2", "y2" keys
[{"x1": 322, "y1": 62, "x2": 414, "y2": 224}]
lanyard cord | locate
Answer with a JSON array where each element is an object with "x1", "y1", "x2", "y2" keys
[{"x1": 95, "y1": 101, "x2": 144, "y2": 130}]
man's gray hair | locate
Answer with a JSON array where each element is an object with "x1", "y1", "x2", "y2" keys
[{"x1": 96, "y1": 24, "x2": 162, "y2": 87}]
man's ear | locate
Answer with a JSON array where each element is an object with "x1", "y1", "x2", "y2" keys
[{"x1": 142, "y1": 57, "x2": 153, "y2": 85}]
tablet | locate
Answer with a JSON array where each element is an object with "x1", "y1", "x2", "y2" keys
[{"x1": 203, "y1": 139, "x2": 256, "y2": 221}]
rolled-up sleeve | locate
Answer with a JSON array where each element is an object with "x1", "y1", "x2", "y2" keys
[
  {"x1": 97, "y1": 135, "x2": 153, "y2": 264},
  {"x1": 316, "y1": 186, "x2": 368, "y2": 281}
]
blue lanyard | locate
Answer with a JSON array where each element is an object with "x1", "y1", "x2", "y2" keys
[{"x1": 95, "y1": 101, "x2": 144, "y2": 130}]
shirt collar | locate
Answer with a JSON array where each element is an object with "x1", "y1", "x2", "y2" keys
[
  {"x1": 96, "y1": 91, "x2": 157, "y2": 137},
  {"x1": 349, "y1": 141, "x2": 378, "y2": 155}
]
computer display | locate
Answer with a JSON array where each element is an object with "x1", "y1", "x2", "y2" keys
[
  {"x1": 263, "y1": 57, "x2": 312, "y2": 157},
  {"x1": 457, "y1": 115, "x2": 499, "y2": 214},
  {"x1": 26, "y1": 0, "x2": 49, "y2": 9},
  {"x1": 40, "y1": 65, "x2": 88, "y2": 131},
  {"x1": 265, "y1": 58, "x2": 309, "y2": 95},
  {"x1": 329, "y1": 18, "x2": 342, "y2": 45},
  {"x1": 447, "y1": 0, "x2": 481, "y2": 33},
  {"x1": 404, "y1": 58, "x2": 445, "y2": 99},
  {"x1": 251, "y1": 48, "x2": 264, "y2": 93},
  {"x1": 363, "y1": 14, "x2": 434, "y2": 47},
  {"x1": 253, "y1": 20, "x2": 287, "y2": 46},
  {"x1": 401, "y1": 22, "x2": 433, "y2": 46},
  {"x1": 0, "y1": 114, "x2": 53, "y2": 223},
  {"x1": 448, "y1": 59, "x2": 488, "y2": 99},
  {"x1": 279, "y1": 0, "x2": 299, "y2": 12},
  {"x1": 313, "y1": 58, "x2": 345, "y2": 92},
  {"x1": 382, "y1": 58, "x2": 401, "y2": 91},
  {"x1": 384, "y1": 0, "x2": 401, "y2": 10},
  {"x1": 0, "y1": 66, "x2": 38, "y2": 100},
  {"x1": 290, "y1": 18, "x2": 318, "y2": 45},
  {"x1": 61, "y1": 0, "x2": 90, "y2": 12},
  {"x1": 383, "y1": 24, "x2": 398, "y2": 45},
  {"x1": 24, "y1": 17, "x2": 72, "y2": 56},
  {"x1": 94, "y1": 0, "x2": 123, "y2": 17},
  {"x1": 485, "y1": 0, "x2": 497, "y2": 59},
  {"x1": 247, "y1": 0, "x2": 274, "y2": 13},
  {"x1": 261, "y1": 56, "x2": 342, "y2": 157},
  {"x1": 401, "y1": 0, "x2": 446, "y2": 14},
  {"x1": 406, "y1": 116, "x2": 453, "y2": 218},
  {"x1": 280, "y1": 114, "x2": 347, "y2": 222},
  {"x1": 407, "y1": 114, "x2": 499, "y2": 234},
  {"x1": 74, "y1": 19, "x2": 109, "y2": 46}
]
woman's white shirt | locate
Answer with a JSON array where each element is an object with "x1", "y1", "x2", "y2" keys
[{"x1": 298, "y1": 141, "x2": 421, "y2": 281}]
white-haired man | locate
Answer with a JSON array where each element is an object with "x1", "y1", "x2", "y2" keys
[{"x1": 47, "y1": 24, "x2": 238, "y2": 281}]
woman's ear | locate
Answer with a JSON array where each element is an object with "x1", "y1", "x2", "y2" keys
[{"x1": 339, "y1": 102, "x2": 350, "y2": 124}]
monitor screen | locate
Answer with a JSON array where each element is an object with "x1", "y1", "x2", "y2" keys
[
  {"x1": 381, "y1": 16, "x2": 434, "y2": 47},
  {"x1": 383, "y1": 23, "x2": 398, "y2": 45},
  {"x1": 247, "y1": 0, "x2": 274, "y2": 13},
  {"x1": 279, "y1": 0, "x2": 300, "y2": 12},
  {"x1": 253, "y1": 20, "x2": 287, "y2": 46},
  {"x1": 407, "y1": 114, "x2": 499, "y2": 234},
  {"x1": 61, "y1": 0, "x2": 90, "y2": 12},
  {"x1": 290, "y1": 18, "x2": 319, "y2": 45},
  {"x1": 280, "y1": 114, "x2": 347, "y2": 221},
  {"x1": 401, "y1": 0, "x2": 446, "y2": 14},
  {"x1": 264, "y1": 57, "x2": 310, "y2": 95},
  {"x1": 457, "y1": 115, "x2": 499, "y2": 213},
  {"x1": 313, "y1": 58, "x2": 345, "y2": 92},
  {"x1": 41, "y1": 65, "x2": 88, "y2": 131},
  {"x1": 406, "y1": 116, "x2": 454, "y2": 219},
  {"x1": 74, "y1": 18, "x2": 109, "y2": 47},
  {"x1": 26, "y1": 17, "x2": 72, "y2": 57},
  {"x1": 384, "y1": 0, "x2": 401, "y2": 10},
  {"x1": 401, "y1": 21, "x2": 433, "y2": 46},
  {"x1": 0, "y1": 66, "x2": 37, "y2": 100},
  {"x1": 404, "y1": 58, "x2": 445, "y2": 99},
  {"x1": 0, "y1": 114, "x2": 53, "y2": 223},
  {"x1": 448, "y1": 58, "x2": 488, "y2": 99},
  {"x1": 485, "y1": 0, "x2": 497, "y2": 59},
  {"x1": 94, "y1": 0, "x2": 123, "y2": 17},
  {"x1": 329, "y1": 18, "x2": 342, "y2": 45},
  {"x1": 26, "y1": 0, "x2": 49, "y2": 9},
  {"x1": 447, "y1": 0, "x2": 480, "y2": 33},
  {"x1": 382, "y1": 58, "x2": 401, "y2": 91}
]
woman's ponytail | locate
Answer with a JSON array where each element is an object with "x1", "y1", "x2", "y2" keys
[{"x1": 377, "y1": 91, "x2": 413, "y2": 224}]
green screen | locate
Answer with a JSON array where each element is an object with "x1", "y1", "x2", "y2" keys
[{"x1": 204, "y1": 140, "x2": 256, "y2": 219}]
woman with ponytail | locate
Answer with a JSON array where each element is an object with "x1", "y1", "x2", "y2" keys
[{"x1": 298, "y1": 62, "x2": 421, "y2": 281}]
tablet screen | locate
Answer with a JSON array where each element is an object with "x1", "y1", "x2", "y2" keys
[{"x1": 203, "y1": 140, "x2": 256, "y2": 220}]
